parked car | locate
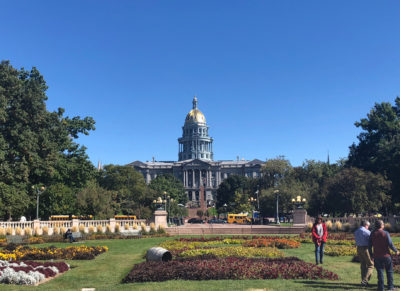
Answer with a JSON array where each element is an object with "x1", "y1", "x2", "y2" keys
[
  {"x1": 187, "y1": 218, "x2": 204, "y2": 224},
  {"x1": 208, "y1": 218, "x2": 227, "y2": 224}
]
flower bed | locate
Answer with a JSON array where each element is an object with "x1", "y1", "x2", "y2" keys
[
  {"x1": 242, "y1": 238, "x2": 300, "y2": 249},
  {"x1": 325, "y1": 245, "x2": 356, "y2": 256},
  {"x1": 177, "y1": 246, "x2": 284, "y2": 258},
  {"x1": 295, "y1": 233, "x2": 354, "y2": 245},
  {"x1": 0, "y1": 260, "x2": 69, "y2": 285},
  {"x1": 0, "y1": 232, "x2": 169, "y2": 246},
  {"x1": 0, "y1": 245, "x2": 108, "y2": 260},
  {"x1": 327, "y1": 243, "x2": 400, "y2": 257},
  {"x1": 123, "y1": 257, "x2": 339, "y2": 282},
  {"x1": 160, "y1": 236, "x2": 300, "y2": 251}
]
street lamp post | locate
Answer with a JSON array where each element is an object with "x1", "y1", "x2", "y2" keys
[
  {"x1": 255, "y1": 187, "x2": 262, "y2": 225},
  {"x1": 248, "y1": 197, "x2": 257, "y2": 224},
  {"x1": 167, "y1": 197, "x2": 174, "y2": 224},
  {"x1": 162, "y1": 191, "x2": 168, "y2": 211},
  {"x1": 32, "y1": 185, "x2": 46, "y2": 220},
  {"x1": 274, "y1": 190, "x2": 280, "y2": 225},
  {"x1": 255, "y1": 188, "x2": 260, "y2": 210},
  {"x1": 161, "y1": 191, "x2": 175, "y2": 224},
  {"x1": 223, "y1": 203, "x2": 227, "y2": 219}
]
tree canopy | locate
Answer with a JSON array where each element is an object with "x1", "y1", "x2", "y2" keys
[
  {"x1": 348, "y1": 97, "x2": 400, "y2": 203},
  {"x1": 324, "y1": 168, "x2": 391, "y2": 216},
  {"x1": 149, "y1": 174, "x2": 187, "y2": 204},
  {"x1": 0, "y1": 60, "x2": 96, "y2": 220}
]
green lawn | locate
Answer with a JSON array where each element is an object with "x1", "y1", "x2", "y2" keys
[{"x1": 2, "y1": 236, "x2": 400, "y2": 291}]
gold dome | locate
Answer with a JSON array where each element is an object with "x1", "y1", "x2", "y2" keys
[{"x1": 185, "y1": 109, "x2": 206, "y2": 124}]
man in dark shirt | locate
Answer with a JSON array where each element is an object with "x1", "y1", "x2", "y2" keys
[
  {"x1": 369, "y1": 220, "x2": 400, "y2": 291},
  {"x1": 64, "y1": 228, "x2": 74, "y2": 243}
]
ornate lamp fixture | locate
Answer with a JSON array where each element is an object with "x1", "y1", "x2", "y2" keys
[
  {"x1": 153, "y1": 197, "x2": 165, "y2": 210},
  {"x1": 292, "y1": 195, "x2": 307, "y2": 209}
]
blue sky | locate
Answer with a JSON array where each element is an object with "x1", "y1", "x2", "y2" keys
[{"x1": 1, "y1": 1, "x2": 400, "y2": 166}]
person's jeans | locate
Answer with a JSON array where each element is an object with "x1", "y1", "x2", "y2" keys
[
  {"x1": 314, "y1": 242, "x2": 325, "y2": 264},
  {"x1": 374, "y1": 256, "x2": 394, "y2": 291}
]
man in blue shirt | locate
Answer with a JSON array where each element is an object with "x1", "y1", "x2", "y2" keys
[{"x1": 354, "y1": 220, "x2": 373, "y2": 287}]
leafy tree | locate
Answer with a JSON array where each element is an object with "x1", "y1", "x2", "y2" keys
[
  {"x1": 261, "y1": 157, "x2": 292, "y2": 188},
  {"x1": 324, "y1": 168, "x2": 391, "y2": 216},
  {"x1": 348, "y1": 97, "x2": 400, "y2": 202},
  {"x1": 39, "y1": 183, "x2": 76, "y2": 219},
  {"x1": 216, "y1": 175, "x2": 250, "y2": 213},
  {"x1": 232, "y1": 190, "x2": 251, "y2": 214},
  {"x1": 149, "y1": 174, "x2": 187, "y2": 204},
  {"x1": 0, "y1": 182, "x2": 29, "y2": 220},
  {"x1": 76, "y1": 180, "x2": 114, "y2": 219},
  {"x1": 0, "y1": 61, "x2": 95, "y2": 219},
  {"x1": 292, "y1": 160, "x2": 342, "y2": 216},
  {"x1": 99, "y1": 165, "x2": 152, "y2": 218},
  {"x1": 205, "y1": 207, "x2": 218, "y2": 218},
  {"x1": 169, "y1": 202, "x2": 188, "y2": 218}
]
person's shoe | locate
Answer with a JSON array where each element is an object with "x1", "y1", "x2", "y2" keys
[
  {"x1": 387, "y1": 288, "x2": 398, "y2": 291},
  {"x1": 360, "y1": 281, "x2": 368, "y2": 287}
]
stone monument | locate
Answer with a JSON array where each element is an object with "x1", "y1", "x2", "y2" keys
[{"x1": 154, "y1": 210, "x2": 167, "y2": 229}]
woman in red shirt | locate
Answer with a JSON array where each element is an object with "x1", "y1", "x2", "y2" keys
[{"x1": 312, "y1": 216, "x2": 328, "y2": 265}]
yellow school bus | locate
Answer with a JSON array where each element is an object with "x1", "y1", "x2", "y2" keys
[
  {"x1": 50, "y1": 215, "x2": 70, "y2": 221},
  {"x1": 50, "y1": 215, "x2": 93, "y2": 221},
  {"x1": 114, "y1": 215, "x2": 137, "y2": 220},
  {"x1": 227, "y1": 214, "x2": 251, "y2": 224}
]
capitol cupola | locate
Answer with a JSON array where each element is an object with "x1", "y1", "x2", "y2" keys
[
  {"x1": 185, "y1": 96, "x2": 206, "y2": 124},
  {"x1": 178, "y1": 96, "x2": 213, "y2": 161}
]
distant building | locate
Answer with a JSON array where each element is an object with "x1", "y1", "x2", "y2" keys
[{"x1": 128, "y1": 97, "x2": 264, "y2": 206}]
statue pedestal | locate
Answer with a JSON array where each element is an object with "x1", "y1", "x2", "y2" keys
[
  {"x1": 293, "y1": 208, "x2": 307, "y2": 225},
  {"x1": 154, "y1": 210, "x2": 168, "y2": 229}
]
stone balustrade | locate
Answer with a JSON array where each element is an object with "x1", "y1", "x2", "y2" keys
[
  {"x1": 312, "y1": 216, "x2": 400, "y2": 227},
  {"x1": 0, "y1": 218, "x2": 148, "y2": 236}
]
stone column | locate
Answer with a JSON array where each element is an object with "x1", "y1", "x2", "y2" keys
[
  {"x1": 154, "y1": 210, "x2": 168, "y2": 229},
  {"x1": 192, "y1": 169, "x2": 195, "y2": 187},
  {"x1": 72, "y1": 219, "x2": 79, "y2": 229},
  {"x1": 293, "y1": 209, "x2": 308, "y2": 225},
  {"x1": 109, "y1": 218, "x2": 116, "y2": 233},
  {"x1": 146, "y1": 170, "x2": 150, "y2": 184},
  {"x1": 198, "y1": 169, "x2": 201, "y2": 188},
  {"x1": 183, "y1": 170, "x2": 186, "y2": 187},
  {"x1": 33, "y1": 220, "x2": 40, "y2": 234}
]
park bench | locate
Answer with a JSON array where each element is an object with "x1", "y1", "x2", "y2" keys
[
  {"x1": 6, "y1": 235, "x2": 23, "y2": 244},
  {"x1": 120, "y1": 230, "x2": 141, "y2": 238},
  {"x1": 72, "y1": 232, "x2": 83, "y2": 241}
]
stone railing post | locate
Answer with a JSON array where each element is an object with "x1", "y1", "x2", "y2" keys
[
  {"x1": 154, "y1": 210, "x2": 168, "y2": 229},
  {"x1": 33, "y1": 219, "x2": 41, "y2": 235},
  {"x1": 33, "y1": 220, "x2": 40, "y2": 230},
  {"x1": 109, "y1": 218, "x2": 116, "y2": 233},
  {"x1": 72, "y1": 219, "x2": 79, "y2": 230},
  {"x1": 348, "y1": 216, "x2": 355, "y2": 227}
]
